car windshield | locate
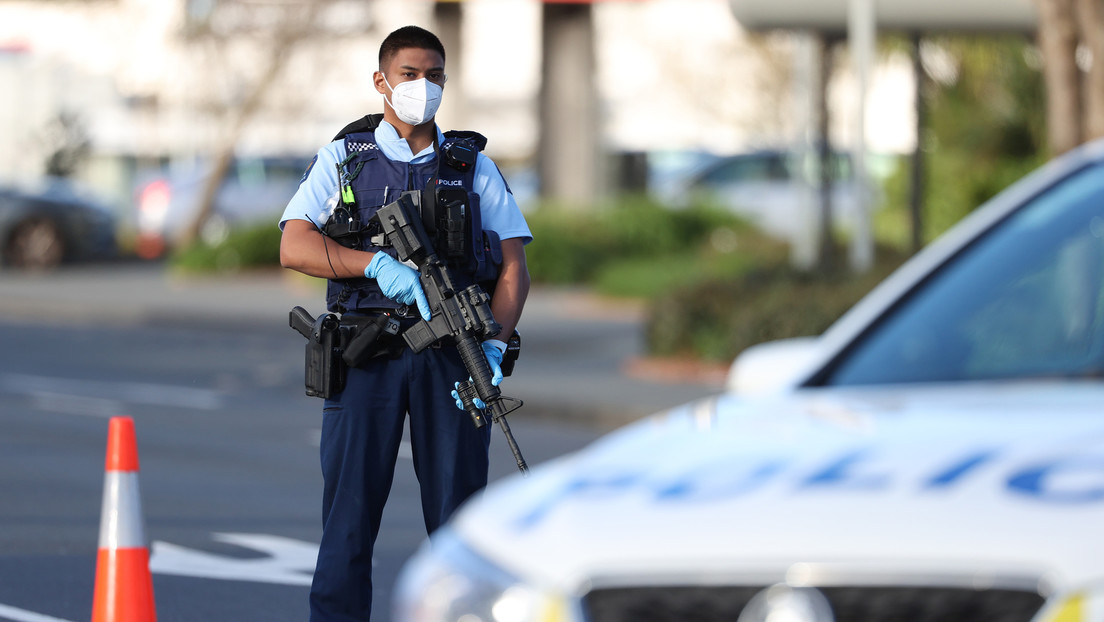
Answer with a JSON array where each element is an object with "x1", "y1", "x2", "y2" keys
[
  {"x1": 230, "y1": 158, "x2": 308, "y2": 187},
  {"x1": 697, "y1": 154, "x2": 789, "y2": 184},
  {"x1": 821, "y1": 161, "x2": 1104, "y2": 385}
]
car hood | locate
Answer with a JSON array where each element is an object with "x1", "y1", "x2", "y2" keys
[{"x1": 453, "y1": 382, "x2": 1104, "y2": 594}]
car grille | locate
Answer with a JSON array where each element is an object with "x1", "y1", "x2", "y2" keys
[{"x1": 583, "y1": 585, "x2": 1047, "y2": 622}]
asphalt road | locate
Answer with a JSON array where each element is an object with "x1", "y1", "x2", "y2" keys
[
  {"x1": 0, "y1": 317, "x2": 603, "y2": 622},
  {"x1": 0, "y1": 263, "x2": 723, "y2": 427},
  {"x1": 0, "y1": 263, "x2": 724, "y2": 621}
]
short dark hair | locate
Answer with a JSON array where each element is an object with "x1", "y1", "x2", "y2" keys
[{"x1": 378, "y1": 25, "x2": 446, "y2": 69}]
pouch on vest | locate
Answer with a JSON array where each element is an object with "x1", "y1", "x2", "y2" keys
[
  {"x1": 475, "y1": 229, "x2": 504, "y2": 291},
  {"x1": 427, "y1": 187, "x2": 503, "y2": 286}
]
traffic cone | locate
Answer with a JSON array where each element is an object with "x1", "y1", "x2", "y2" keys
[{"x1": 92, "y1": 416, "x2": 157, "y2": 622}]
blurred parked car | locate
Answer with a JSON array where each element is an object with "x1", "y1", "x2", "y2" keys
[
  {"x1": 0, "y1": 178, "x2": 117, "y2": 270},
  {"x1": 134, "y1": 156, "x2": 310, "y2": 258},
  {"x1": 656, "y1": 149, "x2": 880, "y2": 242},
  {"x1": 393, "y1": 138, "x2": 1104, "y2": 622}
]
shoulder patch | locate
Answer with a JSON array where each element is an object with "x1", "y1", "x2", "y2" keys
[
  {"x1": 493, "y1": 161, "x2": 513, "y2": 195},
  {"x1": 299, "y1": 154, "x2": 318, "y2": 186}
]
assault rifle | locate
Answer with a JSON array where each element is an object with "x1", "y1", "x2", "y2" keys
[{"x1": 373, "y1": 191, "x2": 529, "y2": 475}]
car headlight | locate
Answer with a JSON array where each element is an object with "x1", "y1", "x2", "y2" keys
[
  {"x1": 392, "y1": 527, "x2": 569, "y2": 622},
  {"x1": 1034, "y1": 589, "x2": 1104, "y2": 621}
]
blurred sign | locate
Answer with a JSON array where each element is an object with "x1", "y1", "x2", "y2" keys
[
  {"x1": 433, "y1": 0, "x2": 642, "y2": 2},
  {"x1": 0, "y1": 42, "x2": 30, "y2": 55},
  {"x1": 729, "y1": 0, "x2": 1037, "y2": 33}
]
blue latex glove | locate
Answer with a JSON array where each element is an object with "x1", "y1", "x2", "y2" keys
[
  {"x1": 450, "y1": 340, "x2": 507, "y2": 410},
  {"x1": 364, "y1": 253, "x2": 431, "y2": 321},
  {"x1": 482, "y1": 340, "x2": 506, "y2": 387}
]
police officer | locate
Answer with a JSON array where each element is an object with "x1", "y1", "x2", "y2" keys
[{"x1": 278, "y1": 25, "x2": 532, "y2": 622}]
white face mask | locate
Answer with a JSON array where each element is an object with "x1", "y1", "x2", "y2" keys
[{"x1": 382, "y1": 75, "x2": 443, "y2": 126}]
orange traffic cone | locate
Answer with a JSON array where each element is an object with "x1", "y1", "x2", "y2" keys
[{"x1": 92, "y1": 416, "x2": 157, "y2": 622}]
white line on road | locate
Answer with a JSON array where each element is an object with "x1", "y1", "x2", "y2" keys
[
  {"x1": 0, "y1": 603, "x2": 75, "y2": 622},
  {"x1": 0, "y1": 373, "x2": 222, "y2": 411},
  {"x1": 29, "y1": 393, "x2": 122, "y2": 418},
  {"x1": 150, "y1": 533, "x2": 318, "y2": 586}
]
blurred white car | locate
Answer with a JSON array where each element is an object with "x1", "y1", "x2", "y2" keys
[
  {"x1": 656, "y1": 149, "x2": 879, "y2": 242},
  {"x1": 393, "y1": 138, "x2": 1104, "y2": 622},
  {"x1": 133, "y1": 156, "x2": 309, "y2": 258}
]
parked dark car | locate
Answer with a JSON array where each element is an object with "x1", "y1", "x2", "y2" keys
[{"x1": 0, "y1": 178, "x2": 118, "y2": 270}]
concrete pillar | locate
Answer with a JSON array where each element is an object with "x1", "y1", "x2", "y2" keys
[
  {"x1": 815, "y1": 34, "x2": 837, "y2": 273},
  {"x1": 433, "y1": 2, "x2": 465, "y2": 128},
  {"x1": 848, "y1": 0, "x2": 875, "y2": 273},
  {"x1": 791, "y1": 32, "x2": 819, "y2": 271},
  {"x1": 909, "y1": 32, "x2": 925, "y2": 252},
  {"x1": 538, "y1": 3, "x2": 601, "y2": 207}
]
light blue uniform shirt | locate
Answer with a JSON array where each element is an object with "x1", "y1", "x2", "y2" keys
[{"x1": 280, "y1": 121, "x2": 532, "y2": 244}]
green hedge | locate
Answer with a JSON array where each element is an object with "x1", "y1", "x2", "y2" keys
[
  {"x1": 645, "y1": 248, "x2": 908, "y2": 362},
  {"x1": 171, "y1": 223, "x2": 283, "y2": 273},
  {"x1": 522, "y1": 196, "x2": 777, "y2": 297}
]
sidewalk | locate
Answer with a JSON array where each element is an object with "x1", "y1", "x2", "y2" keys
[{"x1": 0, "y1": 263, "x2": 726, "y2": 429}]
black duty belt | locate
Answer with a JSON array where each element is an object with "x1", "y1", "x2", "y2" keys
[{"x1": 338, "y1": 310, "x2": 438, "y2": 366}]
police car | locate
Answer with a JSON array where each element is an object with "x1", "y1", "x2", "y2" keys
[{"x1": 392, "y1": 138, "x2": 1104, "y2": 622}]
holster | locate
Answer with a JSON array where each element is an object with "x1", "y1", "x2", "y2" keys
[
  {"x1": 303, "y1": 312, "x2": 345, "y2": 399},
  {"x1": 291, "y1": 306, "x2": 394, "y2": 399}
]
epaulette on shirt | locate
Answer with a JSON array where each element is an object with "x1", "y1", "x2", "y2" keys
[
  {"x1": 443, "y1": 130, "x2": 487, "y2": 152},
  {"x1": 332, "y1": 114, "x2": 384, "y2": 141}
]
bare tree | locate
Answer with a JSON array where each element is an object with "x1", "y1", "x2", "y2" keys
[
  {"x1": 1034, "y1": 0, "x2": 1104, "y2": 154},
  {"x1": 1076, "y1": 0, "x2": 1104, "y2": 139},
  {"x1": 176, "y1": 0, "x2": 343, "y2": 249},
  {"x1": 42, "y1": 110, "x2": 91, "y2": 179}
]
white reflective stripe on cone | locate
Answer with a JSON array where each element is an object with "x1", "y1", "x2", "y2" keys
[{"x1": 98, "y1": 471, "x2": 146, "y2": 549}]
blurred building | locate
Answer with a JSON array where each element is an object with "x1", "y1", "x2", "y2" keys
[{"x1": 0, "y1": 0, "x2": 914, "y2": 217}]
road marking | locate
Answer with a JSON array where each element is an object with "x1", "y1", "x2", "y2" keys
[
  {"x1": 0, "y1": 373, "x2": 222, "y2": 411},
  {"x1": 308, "y1": 429, "x2": 413, "y2": 459},
  {"x1": 29, "y1": 393, "x2": 121, "y2": 418},
  {"x1": 150, "y1": 532, "x2": 318, "y2": 586},
  {"x1": 0, "y1": 603, "x2": 75, "y2": 622}
]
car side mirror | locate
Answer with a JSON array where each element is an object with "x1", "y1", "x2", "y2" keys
[{"x1": 726, "y1": 337, "x2": 821, "y2": 396}]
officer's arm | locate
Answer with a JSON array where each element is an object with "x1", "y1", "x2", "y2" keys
[
  {"x1": 490, "y1": 237, "x2": 530, "y2": 339},
  {"x1": 280, "y1": 219, "x2": 375, "y2": 279}
]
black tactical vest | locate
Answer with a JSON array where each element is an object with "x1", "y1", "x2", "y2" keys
[{"x1": 324, "y1": 115, "x2": 502, "y2": 313}]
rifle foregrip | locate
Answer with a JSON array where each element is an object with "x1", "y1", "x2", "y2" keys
[
  {"x1": 456, "y1": 381, "x2": 486, "y2": 428},
  {"x1": 457, "y1": 333, "x2": 499, "y2": 404}
]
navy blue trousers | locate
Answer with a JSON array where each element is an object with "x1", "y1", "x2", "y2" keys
[{"x1": 309, "y1": 346, "x2": 491, "y2": 622}]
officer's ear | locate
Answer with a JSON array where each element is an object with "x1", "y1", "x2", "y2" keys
[{"x1": 373, "y1": 71, "x2": 388, "y2": 95}]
